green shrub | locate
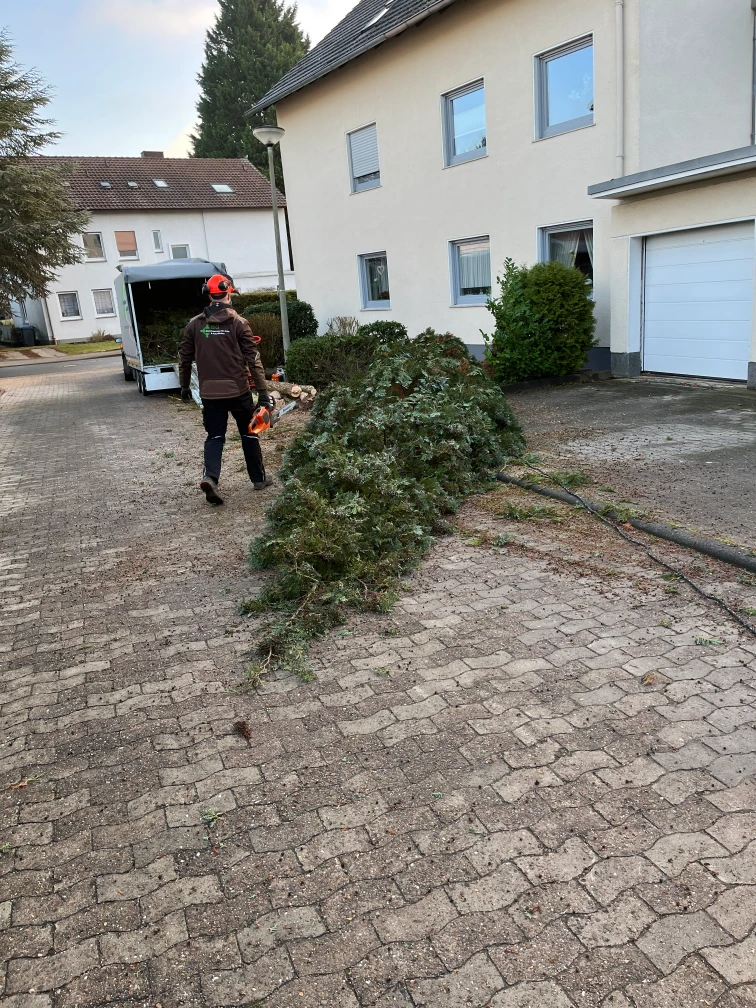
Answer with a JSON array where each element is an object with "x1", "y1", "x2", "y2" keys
[
  {"x1": 231, "y1": 289, "x2": 296, "y2": 314},
  {"x1": 285, "y1": 332, "x2": 380, "y2": 387},
  {"x1": 248, "y1": 312, "x2": 283, "y2": 370},
  {"x1": 355, "y1": 320, "x2": 408, "y2": 340},
  {"x1": 484, "y1": 259, "x2": 595, "y2": 383},
  {"x1": 243, "y1": 329, "x2": 524, "y2": 679},
  {"x1": 243, "y1": 298, "x2": 317, "y2": 343}
]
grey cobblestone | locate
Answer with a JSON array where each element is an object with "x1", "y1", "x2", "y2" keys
[{"x1": 2, "y1": 361, "x2": 756, "y2": 1005}]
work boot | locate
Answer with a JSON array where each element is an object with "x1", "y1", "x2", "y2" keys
[
  {"x1": 200, "y1": 477, "x2": 224, "y2": 505},
  {"x1": 253, "y1": 477, "x2": 274, "y2": 491}
]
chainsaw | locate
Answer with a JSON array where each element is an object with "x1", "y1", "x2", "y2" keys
[{"x1": 248, "y1": 399, "x2": 297, "y2": 436}]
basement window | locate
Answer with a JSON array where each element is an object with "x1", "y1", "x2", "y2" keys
[
  {"x1": 212, "y1": 183, "x2": 234, "y2": 193},
  {"x1": 153, "y1": 179, "x2": 169, "y2": 188}
]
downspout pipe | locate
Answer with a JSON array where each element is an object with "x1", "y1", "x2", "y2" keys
[{"x1": 615, "y1": 0, "x2": 625, "y2": 177}]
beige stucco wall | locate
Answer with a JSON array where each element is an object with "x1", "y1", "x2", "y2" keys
[
  {"x1": 276, "y1": 0, "x2": 618, "y2": 352},
  {"x1": 637, "y1": 0, "x2": 754, "y2": 171},
  {"x1": 606, "y1": 173, "x2": 756, "y2": 361}
]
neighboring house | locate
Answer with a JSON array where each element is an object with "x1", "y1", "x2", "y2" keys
[
  {"x1": 251, "y1": 0, "x2": 756, "y2": 387},
  {"x1": 18, "y1": 152, "x2": 293, "y2": 343}
]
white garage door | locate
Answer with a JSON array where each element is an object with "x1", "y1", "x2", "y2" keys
[{"x1": 643, "y1": 222, "x2": 754, "y2": 380}]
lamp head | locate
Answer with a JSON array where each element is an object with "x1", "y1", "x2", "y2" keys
[{"x1": 253, "y1": 125, "x2": 285, "y2": 147}]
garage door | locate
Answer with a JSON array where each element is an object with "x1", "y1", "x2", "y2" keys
[{"x1": 643, "y1": 222, "x2": 754, "y2": 380}]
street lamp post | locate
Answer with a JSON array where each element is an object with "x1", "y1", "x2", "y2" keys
[{"x1": 252, "y1": 125, "x2": 290, "y2": 358}]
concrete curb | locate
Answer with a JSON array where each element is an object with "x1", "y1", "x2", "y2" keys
[
  {"x1": 496, "y1": 472, "x2": 756, "y2": 575},
  {"x1": 0, "y1": 350, "x2": 121, "y2": 369}
]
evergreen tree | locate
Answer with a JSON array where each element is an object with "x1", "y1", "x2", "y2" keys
[
  {"x1": 0, "y1": 33, "x2": 88, "y2": 310},
  {"x1": 192, "y1": 0, "x2": 309, "y2": 186}
]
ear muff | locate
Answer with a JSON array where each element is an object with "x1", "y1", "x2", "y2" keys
[{"x1": 203, "y1": 275, "x2": 235, "y2": 297}]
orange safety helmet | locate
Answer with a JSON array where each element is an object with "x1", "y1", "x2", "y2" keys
[{"x1": 202, "y1": 273, "x2": 237, "y2": 297}]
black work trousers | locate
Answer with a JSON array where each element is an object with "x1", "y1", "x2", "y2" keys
[{"x1": 202, "y1": 392, "x2": 265, "y2": 485}]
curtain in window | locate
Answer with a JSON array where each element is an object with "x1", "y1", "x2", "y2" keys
[
  {"x1": 549, "y1": 230, "x2": 582, "y2": 268},
  {"x1": 584, "y1": 229, "x2": 594, "y2": 268},
  {"x1": 458, "y1": 242, "x2": 491, "y2": 291},
  {"x1": 366, "y1": 256, "x2": 390, "y2": 300},
  {"x1": 93, "y1": 290, "x2": 114, "y2": 315}
]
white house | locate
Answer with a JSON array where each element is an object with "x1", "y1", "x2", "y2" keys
[
  {"x1": 20, "y1": 152, "x2": 293, "y2": 343},
  {"x1": 251, "y1": 0, "x2": 756, "y2": 388}
]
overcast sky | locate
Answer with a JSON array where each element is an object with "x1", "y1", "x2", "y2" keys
[{"x1": 4, "y1": 0, "x2": 355, "y2": 157}]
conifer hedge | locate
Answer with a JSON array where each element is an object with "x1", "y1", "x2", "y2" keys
[{"x1": 241, "y1": 328, "x2": 524, "y2": 680}]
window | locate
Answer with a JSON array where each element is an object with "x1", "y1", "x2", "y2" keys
[
  {"x1": 153, "y1": 179, "x2": 168, "y2": 188},
  {"x1": 536, "y1": 37, "x2": 594, "y2": 139},
  {"x1": 211, "y1": 183, "x2": 234, "y2": 193},
  {"x1": 58, "y1": 292, "x2": 81, "y2": 319},
  {"x1": 443, "y1": 81, "x2": 486, "y2": 166},
  {"x1": 92, "y1": 289, "x2": 115, "y2": 316},
  {"x1": 127, "y1": 181, "x2": 139, "y2": 189},
  {"x1": 115, "y1": 230, "x2": 138, "y2": 259},
  {"x1": 359, "y1": 252, "x2": 390, "y2": 308},
  {"x1": 450, "y1": 237, "x2": 491, "y2": 305},
  {"x1": 170, "y1": 244, "x2": 190, "y2": 259},
  {"x1": 99, "y1": 181, "x2": 112, "y2": 188},
  {"x1": 82, "y1": 232, "x2": 105, "y2": 260},
  {"x1": 152, "y1": 230, "x2": 163, "y2": 252},
  {"x1": 348, "y1": 123, "x2": 380, "y2": 193},
  {"x1": 540, "y1": 221, "x2": 594, "y2": 289}
]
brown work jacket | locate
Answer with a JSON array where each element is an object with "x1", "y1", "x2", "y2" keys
[{"x1": 179, "y1": 304, "x2": 267, "y2": 399}]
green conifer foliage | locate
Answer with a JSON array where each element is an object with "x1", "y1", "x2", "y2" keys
[
  {"x1": 0, "y1": 33, "x2": 88, "y2": 308},
  {"x1": 191, "y1": 0, "x2": 309, "y2": 185}
]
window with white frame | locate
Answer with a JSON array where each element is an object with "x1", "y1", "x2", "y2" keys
[
  {"x1": 359, "y1": 252, "x2": 390, "y2": 308},
  {"x1": 115, "y1": 230, "x2": 138, "y2": 259},
  {"x1": 92, "y1": 289, "x2": 115, "y2": 316},
  {"x1": 535, "y1": 37, "x2": 594, "y2": 139},
  {"x1": 170, "y1": 244, "x2": 190, "y2": 259},
  {"x1": 58, "y1": 292, "x2": 81, "y2": 319},
  {"x1": 152, "y1": 230, "x2": 163, "y2": 252},
  {"x1": 348, "y1": 123, "x2": 380, "y2": 193},
  {"x1": 540, "y1": 221, "x2": 594, "y2": 288},
  {"x1": 443, "y1": 81, "x2": 486, "y2": 166},
  {"x1": 450, "y1": 237, "x2": 491, "y2": 305},
  {"x1": 82, "y1": 232, "x2": 105, "y2": 260}
]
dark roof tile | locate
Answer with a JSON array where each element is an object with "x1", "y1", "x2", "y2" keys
[
  {"x1": 32, "y1": 156, "x2": 284, "y2": 211},
  {"x1": 249, "y1": 0, "x2": 459, "y2": 113}
]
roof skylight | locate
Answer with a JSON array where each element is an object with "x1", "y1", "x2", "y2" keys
[
  {"x1": 211, "y1": 183, "x2": 234, "y2": 193},
  {"x1": 127, "y1": 181, "x2": 139, "y2": 188},
  {"x1": 99, "y1": 181, "x2": 112, "y2": 188},
  {"x1": 153, "y1": 179, "x2": 169, "y2": 188},
  {"x1": 362, "y1": 2, "x2": 393, "y2": 30}
]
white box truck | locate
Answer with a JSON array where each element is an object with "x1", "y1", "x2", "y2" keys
[{"x1": 116, "y1": 258, "x2": 227, "y2": 395}]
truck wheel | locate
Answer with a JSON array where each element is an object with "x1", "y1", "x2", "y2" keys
[{"x1": 122, "y1": 353, "x2": 134, "y2": 381}]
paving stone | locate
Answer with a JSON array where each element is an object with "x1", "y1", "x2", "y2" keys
[
  {"x1": 583, "y1": 855, "x2": 664, "y2": 905},
  {"x1": 516, "y1": 838, "x2": 597, "y2": 884},
  {"x1": 567, "y1": 893, "x2": 656, "y2": 947},
  {"x1": 626, "y1": 956, "x2": 726, "y2": 1008},
  {"x1": 448, "y1": 863, "x2": 531, "y2": 914},
  {"x1": 409, "y1": 951, "x2": 504, "y2": 1007},
  {"x1": 489, "y1": 920, "x2": 583, "y2": 982},
  {"x1": 702, "y1": 933, "x2": 756, "y2": 984},
  {"x1": 635, "y1": 910, "x2": 732, "y2": 973},
  {"x1": 490, "y1": 981, "x2": 576, "y2": 1007},
  {"x1": 2, "y1": 365, "x2": 754, "y2": 1007},
  {"x1": 645, "y1": 831, "x2": 729, "y2": 876}
]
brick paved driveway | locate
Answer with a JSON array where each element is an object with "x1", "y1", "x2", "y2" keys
[{"x1": 1, "y1": 359, "x2": 756, "y2": 1007}]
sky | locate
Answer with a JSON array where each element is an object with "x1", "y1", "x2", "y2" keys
[{"x1": 2, "y1": 0, "x2": 356, "y2": 157}]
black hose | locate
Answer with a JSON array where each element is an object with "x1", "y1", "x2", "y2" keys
[{"x1": 497, "y1": 466, "x2": 756, "y2": 639}]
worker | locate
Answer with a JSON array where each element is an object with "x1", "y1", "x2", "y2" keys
[{"x1": 179, "y1": 274, "x2": 274, "y2": 505}]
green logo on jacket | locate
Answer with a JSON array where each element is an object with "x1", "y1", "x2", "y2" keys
[{"x1": 200, "y1": 324, "x2": 231, "y2": 339}]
